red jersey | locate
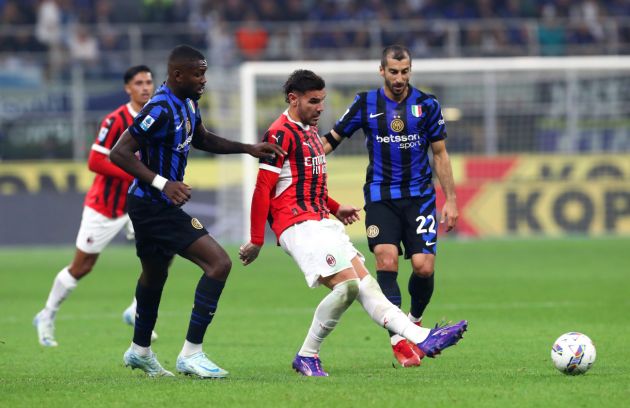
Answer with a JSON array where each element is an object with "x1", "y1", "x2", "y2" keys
[
  {"x1": 84, "y1": 103, "x2": 136, "y2": 218},
  {"x1": 250, "y1": 111, "x2": 332, "y2": 244}
]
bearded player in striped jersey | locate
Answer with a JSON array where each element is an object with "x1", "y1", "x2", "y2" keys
[
  {"x1": 34, "y1": 65, "x2": 157, "y2": 347},
  {"x1": 239, "y1": 69, "x2": 466, "y2": 376},
  {"x1": 321, "y1": 45, "x2": 460, "y2": 367}
]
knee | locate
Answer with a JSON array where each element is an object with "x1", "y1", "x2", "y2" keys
[
  {"x1": 376, "y1": 256, "x2": 398, "y2": 272},
  {"x1": 206, "y1": 256, "x2": 232, "y2": 280},
  {"x1": 412, "y1": 264, "x2": 434, "y2": 278},
  {"x1": 337, "y1": 278, "x2": 359, "y2": 306}
]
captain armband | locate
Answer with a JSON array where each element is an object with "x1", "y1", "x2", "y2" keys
[{"x1": 323, "y1": 132, "x2": 340, "y2": 150}]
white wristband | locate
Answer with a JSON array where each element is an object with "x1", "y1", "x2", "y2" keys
[{"x1": 151, "y1": 175, "x2": 168, "y2": 191}]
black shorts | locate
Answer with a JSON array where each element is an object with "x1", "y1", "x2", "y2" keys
[
  {"x1": 127, "y1": 195, "x2": 208, "y2": 260},
  {"x1": 365, "y1": 195, "x2": 437, "y2": 258}
]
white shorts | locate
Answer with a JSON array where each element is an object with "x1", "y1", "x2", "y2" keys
[
  {"x1": 279, "y1": 218, "x2": 364, "y2": 288},
  {"x1": 75, "y1": 206, "x2": 133, "y2": 254}
]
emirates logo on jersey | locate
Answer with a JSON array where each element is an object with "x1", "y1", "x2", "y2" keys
[
  {"x1": 304, "y1": 154, "x2": 326, "y2": 175},
  {"x1": 326, "y1": 254, "x2": 336, "y2": 267}
]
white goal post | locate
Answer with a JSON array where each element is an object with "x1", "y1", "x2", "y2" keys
[{"x1": 238, "y1": 56, "x2": 630, "y2": 242}]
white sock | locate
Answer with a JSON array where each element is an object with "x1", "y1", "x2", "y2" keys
[
  {"x1": 390, "y1": 334, "x2": 405, "y2": 346},
  {"x1": 41, "y1": 267, "x2": 78, "y2": 320},
  {"x1": 131, "y1": 342, "x2": 151, "y2": 357},
  {"x1": 298, "y1": 279, "x2": 359, "y2": 357},
  {"x1": 180, "y1": 340, "x2": 203, "y2": 357},
  {"x1": 357, "y1": 274, "x2": 430, "y2": 344},
  {"x1": 408, "y1": 313, "x2": 422, "y2": 324}
]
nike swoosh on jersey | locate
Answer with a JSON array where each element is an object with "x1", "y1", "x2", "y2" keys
[
  {"x1": 369, "y1": 112, "x2": 384, "y2": 118},
  {"x1": 176, "y1": 121, "x2": 184, "y2": 130},
  {"x1": 425, "y1": 241, "x2": 436, "y2": 246}
]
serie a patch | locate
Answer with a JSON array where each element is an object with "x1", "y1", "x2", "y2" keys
[{"x1": 140, "y1": 115, "x2": 155, "y2": 131}]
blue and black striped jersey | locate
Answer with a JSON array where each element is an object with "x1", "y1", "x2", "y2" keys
[
  {"x1": 333, "y1": 85, "x2": 446, "y2": 204},
  {"x1": 127, "y1": 83, "x2": 202, "y2": 204}
]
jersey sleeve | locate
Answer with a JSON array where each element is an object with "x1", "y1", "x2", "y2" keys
[
  {"x1": 249, "y1": 169, "x2": 280, "y2": 246},
  {"x1": 128, "y1": 104, "x2": 168, "y2": 146},
  {"x1": 193, "y1": 100, "x2": 203, "y2": 132},
  {"x1": 426, "y1": 97, "x2": 447, "y2": 142},
  {"x1": 258, "y1": 128, "x2": 292, "y2": 173},
  {"x1": 332, "y1": 93, "x2": 364, "y2": 139},
  {"x1": 92, "y1": 114, "x2": 120, "y2": 152}
]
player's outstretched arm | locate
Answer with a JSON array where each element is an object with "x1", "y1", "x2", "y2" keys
[
  {"x1": 320, "y1": 130, "x2": 343, "y2": 154},
  {"x1": 110, "y1": 130, "x2": 192, "y2": 206},
  {"x1": 239, "y1": 169, "x2": 279, "y2": 266},
  {"x1": 192, "y1": 125, "x2": 286, "y2": 159},
  {"x1": 431, "y1": 140, "x2": 459, "y2": 232}
]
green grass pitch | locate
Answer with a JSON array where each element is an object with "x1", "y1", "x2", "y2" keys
[{"x1": 1, "y1": 238, "x2": 629, "y2": 407}]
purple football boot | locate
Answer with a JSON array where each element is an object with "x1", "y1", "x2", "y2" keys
[
  {"x1": 292, "y1": 354, "x2": 329, "y2": 377},
  {"x1": 416, "y1": 320, "x2": 468, "y2": 358}
]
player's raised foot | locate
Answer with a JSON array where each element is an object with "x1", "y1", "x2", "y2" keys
[
  {"x1": 392, "y1": 339, "x2": 422, "y2": 367},
  {"x1": 123, "y1": 346, "x2": 174, "y2": 378},
  {"x1": 292, "y1": 354, "x2": 329, "y2": 377},
  {"x1": 176, "y1": 352, "x2": 228, "y2": 379},
  {"x1": 416, "y1": 320, "x2": 468, "y2": 358},
  {"x1": 33, "y1": 311, "x2": 58, "y2": 347},
  {"x1": 122, "y1": 307, "x2": 158, "y2": 342}
]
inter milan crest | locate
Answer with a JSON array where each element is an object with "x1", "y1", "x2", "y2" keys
[
  {"x1": 390, "y1": 115, "x2": 404, "y2": 132},
  {"x1": 366, "y1": 225, "x2": 380, "y2": 238},
  {"x1": 191, "y1": 218, "x2": 203, "y2": 229},
  {"x1": 185, "y1": 118, "x2": 191, "y2": 135}
]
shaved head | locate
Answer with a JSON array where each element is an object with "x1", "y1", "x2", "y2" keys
[
  {"x1": 167, "y1": 45, "x2": 207, "y2": 73},
  {"x1": 166, "y1": 44, "x2": 208, "y2": 101}
]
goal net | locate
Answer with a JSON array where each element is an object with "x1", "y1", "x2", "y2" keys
[{"x1": 233, "y1": 56, "x2": 630, "y2": 243}]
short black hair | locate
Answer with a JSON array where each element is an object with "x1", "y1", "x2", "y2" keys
[
  {"x1": 124, "y1": 65, "x2": 152, "y2": 83},
  {"x1": 283, "y1": 70, "x2": 325, "y2": 103},
  {"x1": 168, "y1": 44, "x2": 206, "y2": 67},
  {"x1": 381, "y1": 45, "x2": 411, "y2": 68}
]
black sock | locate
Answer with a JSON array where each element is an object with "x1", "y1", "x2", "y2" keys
[
  {"x1": 376, "y1": 271, "x2": 400, "y2": 337},
  {"x1": 185, "y1": 275, "x2": 225, "y2": 344},
  {"x1": 133, "y1": 282, "x2": 165, "y2": 347},
  {"x1": 408, "y1": 273, "x2": 434, "y2": 320}
]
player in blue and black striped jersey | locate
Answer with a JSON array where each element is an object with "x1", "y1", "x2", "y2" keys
[
  {"x1": 110, "y1": 45, "x2": 285, "y2": 378},
  {"x1": 321, "y1": 45, "x2": 459, "y2": 368}
]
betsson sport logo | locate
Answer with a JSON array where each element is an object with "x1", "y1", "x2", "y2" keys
[{"x1": 375, "y1": 133, "x2": 423, "y2": 150}]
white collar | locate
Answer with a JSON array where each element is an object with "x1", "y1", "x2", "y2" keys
[
  {"x1": 283, "y1": 109, "x2": 309, "y2": 130},
  {"x1": 126, "y1": 103, "x2": 139, "y2": 118}
]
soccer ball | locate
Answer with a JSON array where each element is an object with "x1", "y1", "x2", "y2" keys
[{"x1": 551, "y1": 332, "x2": 596, "y2": 375}]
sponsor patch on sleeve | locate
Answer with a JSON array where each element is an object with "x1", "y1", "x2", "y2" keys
[
  {"x1": 97, "y1": 127, "x2": 109, "y2": 142},
  {"x1": 139, "y1": 115, "x2": 156, "y2": 131}
]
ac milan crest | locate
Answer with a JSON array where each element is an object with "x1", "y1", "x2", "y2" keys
[{"x1": 326, "y1": 254, "x2": 336, "y2": 267}]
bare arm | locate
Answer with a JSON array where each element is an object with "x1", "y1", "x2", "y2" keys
[
  {"x1": 192, "y1": 124, "x2": 286, "y2": 158},
  {"x1": 320, "y1": 129, "x2": 343, "y2": 155},
  {"x1": 110, "y1": 130, "x2": 192, "y2": 206},
  {"x1": 431, "y1": 140, "x2": 459, "y2": 232}
]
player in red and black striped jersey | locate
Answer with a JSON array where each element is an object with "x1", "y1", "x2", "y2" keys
[
  {"x1": 34, "y1": 65, "x2": 155, "y2": 348},
  {"x1": 85, "y1": 103, "x2": 136, "y2": 218},
  {"x1": 240, "y1": 70, "x2": 467, "y2": 376}
]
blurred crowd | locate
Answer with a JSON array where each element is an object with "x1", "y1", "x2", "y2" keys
[{"x1": 1, "y1": 0, "x2": 630, "y2": 78}]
